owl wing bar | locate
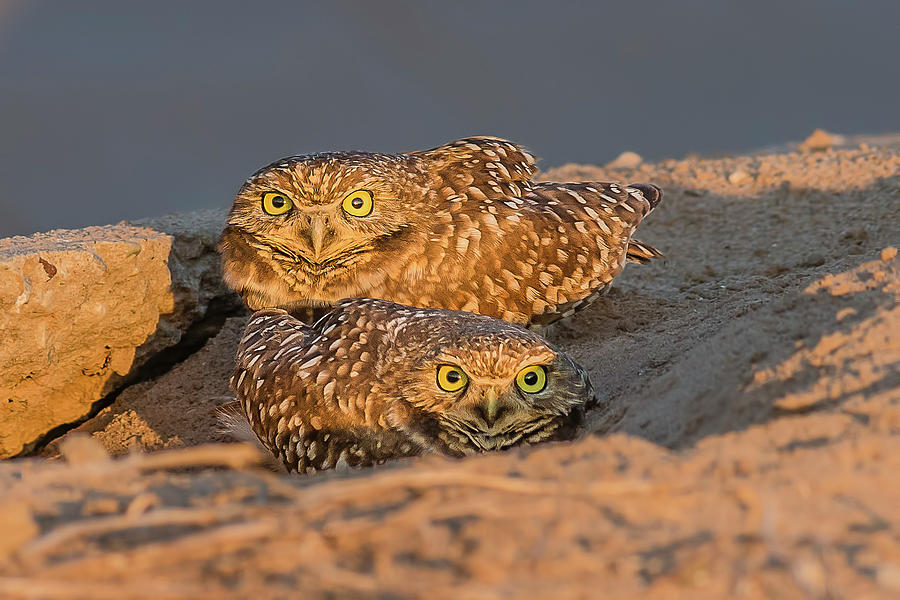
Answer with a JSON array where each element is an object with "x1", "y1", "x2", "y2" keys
[
  {"x1": 414, "y1": 136, "x2": 539, "y2": 196},
  {"x1": 230, "y1": 307, "x2": 423, "y2": 473},
  {"x1": 626, "y1": 182, "x2": 663, "y2": 212},
  {"x1": 499, "y1": 181, "x2": 662, "y2": 326},
  {"x1": 531, "y1": 181, "x2": 662, "y2": 222},
  {"x1": 614, "y1": 183, "x2": 663, "y2": 263},
  {"x1": 231, "y1": 308, "x2": 315, "y2": 451},
  {"x1": 527, "y1": 182, "x2": 662, "y2": 259},
  {"x1": 234, "y1": 308, "x2": 314, "y2": 360}
]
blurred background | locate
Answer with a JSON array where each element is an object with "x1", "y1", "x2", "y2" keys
[{"x1": 1, "y1": 0, "x2": 898, "y2": 237}]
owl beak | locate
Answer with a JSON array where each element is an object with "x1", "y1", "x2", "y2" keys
[
  {"x1": 482, "y1": 388, "x2": 502, "y2": 427},
  {"x1": 309, "y1": 216, "x2": 327, "y2": 259}
]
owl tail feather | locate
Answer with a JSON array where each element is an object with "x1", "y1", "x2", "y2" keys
[
  {"x1": 626, "y1": 239, "x2": 664, "y2": 264},
  {"x1": 214, "y1": 400, "x2": 286, "y2": 472}
]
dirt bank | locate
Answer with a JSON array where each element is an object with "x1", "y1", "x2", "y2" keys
[{"x1": 3, "y1": 143, "x2": 899, "y2": 598}]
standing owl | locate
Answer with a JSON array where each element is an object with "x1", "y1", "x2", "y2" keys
[
  {"x1": 223, "y1": 298, "x2": 594, "y2": 473},
  {"x1": 219, "y1": 136, "x2": 662, "y2": 327}
]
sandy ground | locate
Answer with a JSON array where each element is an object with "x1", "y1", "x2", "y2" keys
[
  {"x1": 43, "y1": 143, "x2": 900, "y2": 455},
  {"x1": 4, "y1": 143, "x2": 900, "y2": 598}
]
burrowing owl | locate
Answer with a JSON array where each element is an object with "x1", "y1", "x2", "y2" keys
[
  {"x1": 224, "y1": 298, "x2": 594, "y2": 473},
  {"x1": 220, "y1": 136, "x2": 662, "y2": 327}
]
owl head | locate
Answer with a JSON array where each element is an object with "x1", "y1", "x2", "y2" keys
[
  {"x1": 220, "y1": 151, "x2": 429, "y2": 310},
  {"x1": 219, "y1": 137, "x2": 538, "y2": 312},
  {"x1": 375, "y1": 305, "x2": 595, "y2": 456}
]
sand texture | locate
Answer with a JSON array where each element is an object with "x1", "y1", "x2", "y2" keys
[{"x1": 2, "y1": 144, "x2": 899, "y2": 598}]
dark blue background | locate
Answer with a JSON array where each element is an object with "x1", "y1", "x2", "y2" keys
[{"x1": 1, "y1": 1, "x2": 898, "y2": 236}]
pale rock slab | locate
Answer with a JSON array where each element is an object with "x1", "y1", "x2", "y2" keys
[{"x1": 0, "y1": 209, "x2": 236, "y2": 457}]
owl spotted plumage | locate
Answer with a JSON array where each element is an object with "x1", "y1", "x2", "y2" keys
[
  {"x1": 226, "y1": 299, "x2": 594, "y2": 473},
  {"x1": 220, "y1": 136, "x2": 663, "y2": 327}
]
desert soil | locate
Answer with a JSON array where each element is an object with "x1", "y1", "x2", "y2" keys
[{"x1": 2, "y1": 142, "x2": 899, "y2": 598}]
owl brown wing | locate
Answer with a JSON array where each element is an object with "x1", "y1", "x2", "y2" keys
[
  {"x1": 231, "y1": 308, "x2": 420, "y2": 473},
  {"x1": 471, "y1": 181, "x2": 663, "y2": 327},
  {"x1": 234, "y1": 308, "x2": 313, "y2": 359},
  {"x1": 231, "y1": 309, "x2": 316, "y2": 469},
  {"x1": 413, "y1": 136, "x2": 538, "y2": 199}
]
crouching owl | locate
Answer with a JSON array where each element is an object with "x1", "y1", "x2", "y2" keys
[
  {"x1": 219, "y1": 136, "x2": 663, "y2": 327},
  {"x1": 223, "y1": 298, "x2": 595, "y2": 473}
]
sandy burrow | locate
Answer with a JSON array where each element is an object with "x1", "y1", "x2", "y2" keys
[{"x1": 1, "y1": 145, "x2": 898, "y2": 598}]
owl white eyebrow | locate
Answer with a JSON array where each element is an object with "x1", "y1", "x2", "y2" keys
[
  {"x1": 260, "y1": 188, "x2": 295, "y2": 199},
  {"x1": 286, "y1": 163, "x2": 304, "y2": 193}
]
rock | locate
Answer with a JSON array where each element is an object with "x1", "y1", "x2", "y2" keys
[
  {"x1": 42, "y1": 316, "x2": 248, "y2": 458},
  {"x1": 799, "y1": 128, "x2": 844, "y2": 151},
  {"x1": 727, "y1": 169, "x2": 752, "y2": 185},
  {"x1": 881, "y1": 246, "x2": 898, "y2": 261},
  {"x1": 606, "y1": 151, "x2": 643, "y2": 169},
  {"x1": 58, "y1": 433, "x2": 110, "y2": 464},
  {"x1": 0, "y1": 210, "x2": 238, "y2": 457},
  {"x1": 131, "y1": 209, "x2": 236, "y2": 347}
]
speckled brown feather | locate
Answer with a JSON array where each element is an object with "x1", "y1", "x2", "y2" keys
[
  {"x1": 220, "y1": 136, "x2": 663, "y2": 326},
  {"x1": 228, "y1": 299, "x2": 594, "y2": 474}
]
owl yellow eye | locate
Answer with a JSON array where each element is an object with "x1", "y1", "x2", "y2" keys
[
  {"x1": 341, "y1": 189, "x2": 374, "y2": 217},
  {"x1": 436, "y1": 365, "x2": 468, "y2": 392},
  {"x1": 515, "y1": 365, "x2": 547, "y2": 393},
  {"x1": 262, "y1": 192, "x2": 293, "y2": 216}
]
